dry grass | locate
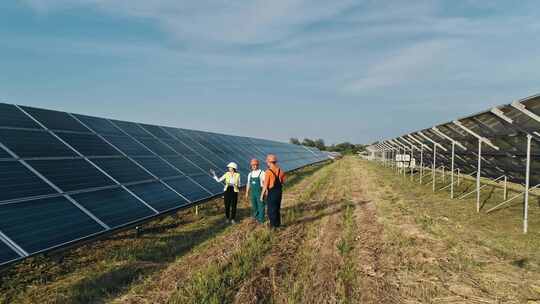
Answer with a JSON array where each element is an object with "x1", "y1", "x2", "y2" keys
[{"x1": 362, "y1": 159, "x2": 540, "y2": 303}]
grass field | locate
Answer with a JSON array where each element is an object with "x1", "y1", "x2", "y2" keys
[{"x1": 1, "y1": 157, "x2": 540, "y2": 303}]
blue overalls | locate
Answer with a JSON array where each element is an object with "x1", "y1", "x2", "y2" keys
[
  {"x1": 249, "y1": 171, "x2": 265, "y2": 223},
  {"x1": 266, "y1": 168, "x2": 283, "y2": 228}
]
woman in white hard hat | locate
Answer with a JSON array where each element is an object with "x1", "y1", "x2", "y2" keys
[{"x1": 211, "y1": 162, "x2": 241, "y2": 224}]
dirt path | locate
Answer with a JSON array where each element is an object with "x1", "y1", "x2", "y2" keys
[{"x1": 112, "y1": 162, "x2": 335, "y2": 304}]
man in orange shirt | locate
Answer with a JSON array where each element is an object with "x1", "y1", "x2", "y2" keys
[{"x1": 261, "y1": 154, "x2": 286, "y2": 228}]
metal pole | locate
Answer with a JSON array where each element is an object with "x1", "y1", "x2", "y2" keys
[
  {"x1": 524, "y1": 134, "x2": 532, "y2": 234},
  {"x1": 195, "y1": 205, "x2": 199, "y2": 215},
  {"x1": 442, "y1": 166, "x2": 445, "y2": 183},
  {"x1": 451, "y1": 142, "x2": 455, "y2": 199},
  {"x1": 410, "y1": 143, "x2": 414, "y2": 180},
  {"x1": 432, "y1": 144, "x2": 437, "y2": 192},
  {"x1": 476, "y1": 140, "x2": 482, "y2": 213},
  {"x1": 420, "y1": 145, "x2": 424, "y2": 184},
  {"x1": 503, "y1": 175, "x2": 508, "y2": 200},
  {"x1": 457, "y1": 168, "x2": 461, "y2": 186}
]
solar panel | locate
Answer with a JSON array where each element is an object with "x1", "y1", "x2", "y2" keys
[
  {"x1": 71, "y1": 188, "x2": 156, "y2": 228},
  {"x1": 0, "y1": 102, "x2": 328, "y2": 266},
  {"x1": 91, "y1": 158, "x2": 154, "y2": 184},
  {"x1": 27, "y1": 159, "x2": 115, "y2": 192},
  {"x1": 102, "y1": 135, "x2": 153, "y2": 156},
  {"x1": 56, "y1": 132, "x2": 121, "y2": 157},
  {"x1": 0, "y1": 161, "x2": 57, "y2": 202},
  {"x1": 0, "y1": 129, "x2": 76, "y2": 158},
  {"x1": 0, "y1": 104, "x2": 41, "y2": 129},
  {"x1": 20, "y1": 106, "x2": 88, "y2": 132},
  {"x1": 127, "y1": 181, "x2": 188, "y2": 212},
  {"x1": 0, "y1": 196, "x2": 105, "y2": 253}
]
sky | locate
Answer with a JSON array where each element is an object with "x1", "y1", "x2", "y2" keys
[{"x1": 1, "y1": 1, "x2": 540, "y2": 144}]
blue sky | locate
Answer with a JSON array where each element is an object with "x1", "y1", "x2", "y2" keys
[{"x1": 1, "y1": 1, "x2": 540, "y2": 144}]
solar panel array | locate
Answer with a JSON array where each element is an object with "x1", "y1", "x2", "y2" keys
[
  {"x1": 367, "y1": 94, "x2": 540, "y2": 232},
  {"x1": 0, "y1": 103, "x2": 329, "y2": 266}
]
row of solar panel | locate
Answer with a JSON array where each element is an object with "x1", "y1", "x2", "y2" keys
[
  {"x1": 0, "y1": 103, "x2": 328, "y2": 266},
  {"x1": 369, "y1": 94, "x2": 540, "y2": 186}
]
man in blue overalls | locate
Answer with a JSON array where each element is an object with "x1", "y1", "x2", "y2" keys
[
  {"x1": 246, "y1": 158, "x2": 265, "y2": 223},
  {"x1": 261, "y1": 154, "x2": 286, "y2": 228}
]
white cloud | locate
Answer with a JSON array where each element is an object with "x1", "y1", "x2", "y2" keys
[{"x1": 342, "y1": 39, "x2": 456, "y2": 92}]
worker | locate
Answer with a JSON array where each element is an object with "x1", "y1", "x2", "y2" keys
[
  {"x1": 211, "y1": 162, "x2": 241, "y2": 224},
  {"x1": 245, "y1": 158, "x2": 265, "y2": 223},
  {"x1": 261, "y1": 154, "x2": 286, "y2": 228}
]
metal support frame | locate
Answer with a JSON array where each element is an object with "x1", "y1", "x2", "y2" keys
[
  {"x1": 476, "y1": 140, "x2": 482, "y2": 212},
  {"x1": 524, "y1": 134, "x2": 532, "y2": 233}
]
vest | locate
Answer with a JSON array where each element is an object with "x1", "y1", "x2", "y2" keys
[{"x1": 223, "y1": 172, "x2": 240, "y2": 192}]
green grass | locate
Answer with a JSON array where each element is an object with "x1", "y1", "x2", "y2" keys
[{"x1": 363, "y1": 159, "x2": 540, "y2": 302}]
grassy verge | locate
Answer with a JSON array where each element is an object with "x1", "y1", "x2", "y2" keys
[
  {"x1": 362, "y1": 159, "x2": 540, "y2": 302},
  {"x1": 336, "y1": 201, "x2": 358, "y2": 303},
  {"x1": 167, "y1": 162, "x2": 338, "y2": 304}
]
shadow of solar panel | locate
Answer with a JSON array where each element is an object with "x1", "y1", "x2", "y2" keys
[
  {"x1": 91, "y1": 157, "x2": 153, "y2": 184},
  {"x1": 0, "y1": 161, "x2": 57, "y2": 202},
  {"x1": 137, "y1": 138, "x2": 176, "y2": 156},
  {"x1": 132, "y1": 157, "x2": 179, "y2": 178},
  {"x1": 56, "y1": 132, "x2": 121, "y2": 157},
  {"x1": 127, "y1": 181, "x2": 188, "y2": 212},
  {"x1": 28, "y1": 159, "x2": 115, "y2": 192},
  {"x1": 20, "y1": 106, "x2": 88, "y2": 132},
  {"x1": 111, "y1": 120, "x2": 150, "y2": 138},
  {"x1": 163, "y1": 177, "x2": 211, "y2": 202},
  {"x1": 0, "y1": 196, "x2": 105, "y2": 254},
  {"x1": 71, "y1": 188, "x2": 156, "y2": 228},
  {"x1": 0, "y1": 242, "x2": 20, "y2": 265},
  {"x1": 0, "y1": 103, "x2": 41, "y2": 129},
  {"x1": 102, "y1": 135, "x2": 153, "y2": 156},
  {"x1": 0, "y1": 129, "x2": 76, "y2": 158},
  {"x1": 73, "y1": 114, "x2": 124, "y2": 135}
]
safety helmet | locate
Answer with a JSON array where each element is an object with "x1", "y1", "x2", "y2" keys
[
  {"x1": 266, "y1": 154, "x2": 278, "y2": 163},
  {"x1": 227, "y1": 162, "x2": 238, "y2": 170},
  {"x1": 250, "y1": 158, "x2": 259, "y2": 166}
]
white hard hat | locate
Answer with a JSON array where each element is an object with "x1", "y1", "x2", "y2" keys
[{"x1": 227, "y1": 162, "x2": 238, "y2": 170}]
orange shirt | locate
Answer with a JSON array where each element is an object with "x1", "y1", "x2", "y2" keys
[{"x1": 264, "y1": 166, "x2": 286, "y2": 189}]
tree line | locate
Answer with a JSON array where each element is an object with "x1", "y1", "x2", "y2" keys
[{"x1": 289, "y1": 138, "x2": 366, "y2": 155}]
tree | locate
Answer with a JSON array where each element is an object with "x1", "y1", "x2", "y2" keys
[
  {"x1": 289, "y1": 138, "x2": 301, "y2": 145},
  {"x1": 314, "y1": 138, "x2": 326, "y2": 151}
]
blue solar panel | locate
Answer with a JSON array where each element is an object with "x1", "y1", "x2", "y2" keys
[
  {"x1": 0, "y1": 196, "x2": 105, "y2": 253},
  {"x1": 91, "y1": 157, "x2": 153, "y2": 184},
  {"x1": 0, "y1": 147, "x2": 12, "y2": 159},
  {"x1": 111, "y1": 120, "x2": 150, "y2": 138},
  {"x1": 0, "y1": 102, "x2": 327, "y2": 266},
  {"x1": 127, "y1": 181, "x2": 188, "y2": 212},
  {"x1": 163, "y1": 177, "x2": 211, "y2": 202},
  {"x1": 0, "y1": 161, "x2": 57, "y2": 202},
  {"x1": 102, "y1": 135, "x2": 153, "y2": 156},
  {"x1": 139, "y1": 124, "x2": 174, "y2": 140},
  {"x1": 137, "y1": 138, "x2": 176, "y2": 156},
  {"x1": 0, "y1": 129, "x2": 76, "y2": 158},
  {"x1": 71, "y1": 188, "x2": 155, "y2": 228},
  {"x1": 132, "y1": 157, "x2": 180, "y2": 178},
  {"x1": 21, "y1": 106, "x2": 88, "y2": 132},
  {"x1": 0, "y1": 242, "x2": 19, "y2": 264},
  {"x1": 73, "y1": 114, "x2": 123, "y2": 135},
  {"x1": 28, "y1": 159, "x2": 115, "y2": 192},
  {"x1": 163, "y1": 156, "x2": 205, "y2": 176},
  {"x1": 0, "y1": 103, "x2": 41, "y2": 129},
  {"x1": 56, "y1": 132, "x2": 121, "y2": 157}
]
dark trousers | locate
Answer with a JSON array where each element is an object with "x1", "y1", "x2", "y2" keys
[
  {"x1": 267, "y1": 188, "x2": 282, "y2": 227},
  {"x1": 224, "y1": 186, "x2": 238, "y2": 220}
]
